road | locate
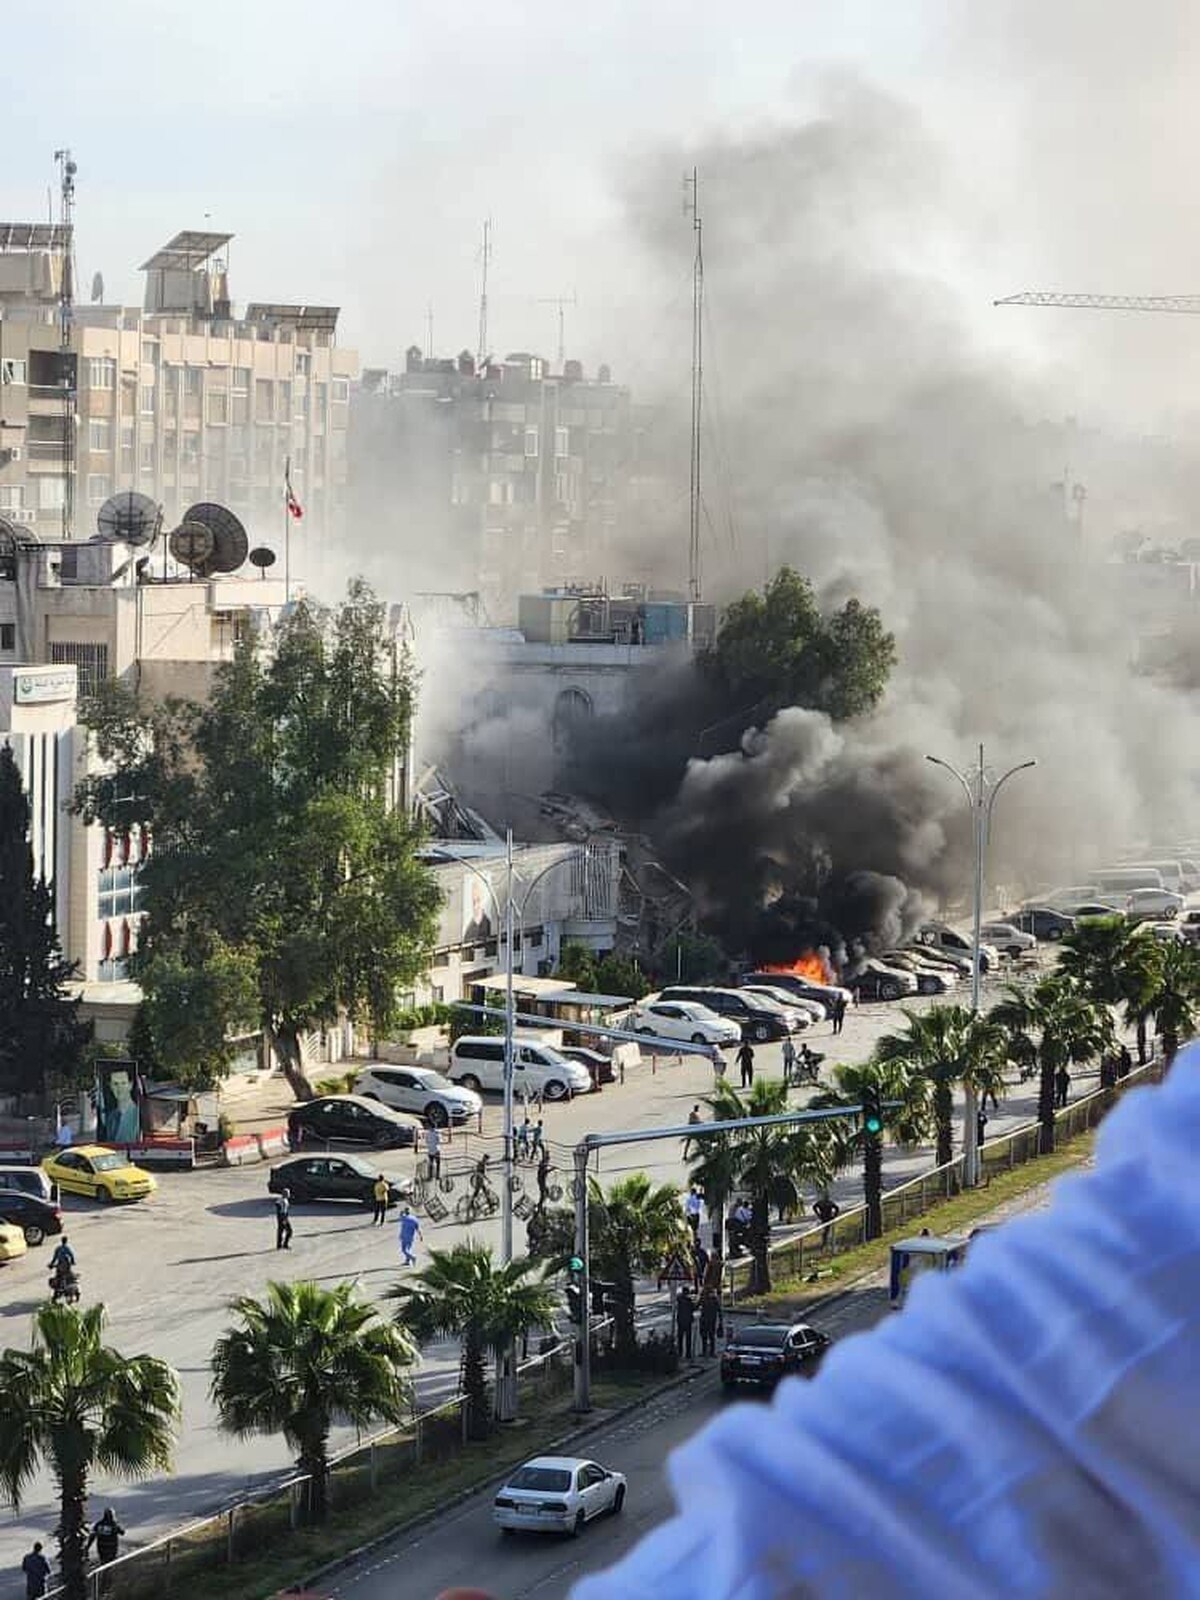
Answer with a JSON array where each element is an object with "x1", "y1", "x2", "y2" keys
[{"x1": 0, "y1": 963, "x2": 1072, "y2": 1590}]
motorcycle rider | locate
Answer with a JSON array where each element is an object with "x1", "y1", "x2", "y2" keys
[{"x1": 49, "y1": 1236, "x2": 76, "y2": 1298}]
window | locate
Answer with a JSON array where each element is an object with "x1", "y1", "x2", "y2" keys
[
  {"x1": 180, "y1": 434, "x2": 199, "y2": 467},
  {"x1": 255, "y1": 379, "x2": 274, "y2": 420},
  {"x1": 87, "y1": 473, "x2": 111, "y2": 505},
  {"x1": 38, "y1": 478, "x2": 66, "y2": 511},
  {"x1": 140, "y1": 340, "x2": 159, "y2": 366},
  {"x1": 524, "y1": 427, "x2": 539, "y2": 458},
  {"x1": 0, "y1": 486, "x2": 25, "y2": 510},
  {"x1": 139, "y1": 385, "x2": 155, "y2": 415},
  {"x1": 1, "y1": 358, "x2": 27, "y2": 386},
  {"x1": 88, "y1": 420, "x2": 112, "y2": 453},
  {"x1": 314, "y1": 382, "x2": 327, "y2": 413},
  {"x1": 331, "y1": 377, "x2": 350, "y2": 404},
  {"x1": 87, "y1": 358, "x2": 116, "y2": 390},
  {"x1": 139, "y1": 442, "x2": 154, "y2": 474},
  {"x1": 555, "y1": 426, "x2": 569, "y2": 458},
  {"x1": 0, "y1": 625, "x2": 14, "y2": 651},
  {"x1": 184, "y1": 368, "x2": 203, "y2": 396},
  {"x1": 232, "y1": 367, "x2": 251, "y2": 393},
  {"x1": 277, "y1": 382, "x2": 291, "y2": 421},
  {"x1": 50, "y1": 641, "x2": 108, "y2": 695},
  {"x1": 295, "y1": 351, "x2": 311, "y2": 376}
]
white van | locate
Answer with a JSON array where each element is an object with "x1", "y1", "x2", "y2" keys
[
  {"x1": 448, "y1": 1036, "x2": 593, "y2": 1100},
  {"x1": 1092, "y1": 867, "x2": 1164, "y2": 896},
  {"x1": 1126, "y1": 861, "x2": 1185, "y2": 895}
]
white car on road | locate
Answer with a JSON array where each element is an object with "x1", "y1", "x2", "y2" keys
[
  {"x1": 980, "y1": 921, "x2": 1037, "y2": 957},
  {"x1": 1125, "y1": 888, "x2": 1184, "y2": 922},
  {"x1": 494, "y1": 1455, "x2": 626, "y2": 1536},
  {"x1": 631, "y1": 999, "x2": 742, "y2": 1047},
  {"x1": 353, "y1": 1065, "x2": 482, "y2": 1128}
]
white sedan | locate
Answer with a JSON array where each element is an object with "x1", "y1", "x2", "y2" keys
[
  {"x1": 630, "y1": 999, "x2": 741, "y2": 1047},
  {"x1": 494, "y1": 1455, "x2": 627, "y2": 1535}
]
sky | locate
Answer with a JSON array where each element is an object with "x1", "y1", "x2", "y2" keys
[{"x1": 5, "y1": 0, "x2": 1200, "y2": 430}]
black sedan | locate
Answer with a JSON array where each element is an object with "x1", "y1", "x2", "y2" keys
[
  {"x1": 720, "y1": 1321, "x2": 830, "y2": 1392},
  {"x1": 558, "y1": 1047, "x2": 615, "y2": 1088},
  {"x1": 0, "y1": 1188, "x2": 63, "y2": 1246},
  {"x1": 268, "y1": 1154, "x2": 411, "y2": 1207},
  {"x1": 286, "y1": 1094, "x2": 420, "y2": 1151},
  {"x1": 1010, "y1": 906, "x2": 1077, "y2": 940}
]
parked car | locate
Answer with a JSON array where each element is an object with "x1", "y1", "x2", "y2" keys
[
  {"x1": 0, "y1": 1189, "x2": 63, "y2": 1245},
  {"x1": 720, "y1": 1320, "x2": 830, "y2": 1392},
  {"x1": 1072, "y1": 902, "x2": 1126, "y2": 920},
  {"x1": 738, "y1": 985, "x2": 826, "y2": 1024},
  {"x1": 353, "y1": 1064, "x2": 481, "y2": 1127},
  {"x1": 493, "y1": 1455, "x2": 626, "y2": 1536},
  {"x1": 0, "y1": 1220, "x2": 27, "y2": 1263},
  {"x1": 906, "y1": 944, "x2": 973, "y2": 977},
  {"x1": 286, "y1": 1095, "x2": 420, "y2": 1151},
  {"x1": 880, "y1": 952, "x2": 955, "y2": 995},
  {"x1": 631, "y1": 998, "x2": 742, "y2": 1047},
  {"x1": 448, "y1": 1037, "x2": 593, "y2": 1100},
  {"x1": 657, "y1": 986, "x2": 802, "y2": 1041},
  {"x1": 979, "y1": 921, "x2": 1037, "y2": 957},
  {"x1": 42, "y1": 1145, "x2": 157, "y2": 1203},
  {"x1": 847, "y1": 961, "x2": 919, "y2": 1002},
  {"x1": 1009, "y1": 905, "x2": 1077, "y2": 941},
  {"x1": 557, "y1": 1046, "x2": 616, "y2": 1087},
  {"x1": 267, "y1": 1154, "x2": 411, "y2": 1207},
  {"x1": 913, "y1": 924, "x2": 1001, "y2": 973},
  {"x1": 1178, "y1": 909, "x2": 1200, "y2": 945},
  {"x1": 1125, "y1": 888, "x2": 1184, "y2": 923},
  {"x1": 739, "y1": 971, "x2": 853, "y2": 1016},
  {"x1": 0, "y1": 1165, "x2": 54, "y2": 1202},
  {"x1": 1142, "y1": 921, "x2": 1183, "y2": 944}
]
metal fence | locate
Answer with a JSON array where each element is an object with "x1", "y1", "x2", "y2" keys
[
  {"x1": 724, "y1": 1050, "x2": 1166, "y2": 1300},
  {"x1": 54, "y1": 1321, "x2": 608, "y2": 1599}
]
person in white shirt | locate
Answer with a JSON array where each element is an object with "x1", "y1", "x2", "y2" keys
[
  {"x1": 423, "y1": 1123, "x2": 441, "y2": 1180},
  {"x1": 574, "y1": 1045, "x2": 1200, "y2": 1600}
]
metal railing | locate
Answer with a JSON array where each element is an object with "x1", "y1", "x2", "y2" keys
[
  {"x1": 59, "y1": 1319, "x2": 613, "y2": 1598},
  {"x1": 723, "y1": 1049, "x2": 1166, "y2": 1299}
]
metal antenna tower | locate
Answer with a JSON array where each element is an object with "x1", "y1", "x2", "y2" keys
[
  {"x1": 476, "y1": 218, "x2": 492, "y2": 372},
  {"x1": 683, "y1": 168, "x2": 703, "y2": 601},
  {"x1": 535, "y1": 291, "x2": 577, "y2": 368},
  {"x1": 54, "y1": 148, "x2": 77, "y2": 541}
]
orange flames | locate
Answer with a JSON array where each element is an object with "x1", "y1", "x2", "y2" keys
[{"x1": 765, "y1": 951, "x2": 836, "y2": 984}]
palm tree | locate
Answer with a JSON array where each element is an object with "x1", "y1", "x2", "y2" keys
[
  {"x1": 811, "y1": 1059, "x2": 924, "y2": 1241},
  {"x1": 211, "y1": 1280, "x2": 416, "y2": 1523},
  {"x1": 1144, "y1": 939, "x2": 1200, "y2": 1063},
  {"x1": 990, "y1": 975, "x2": 1113, "y2": 1154},
  {"x1": 390, "y1": 1243, "x2": 558, "y2": 1440},
  {"x1": 874, "y1": 1004, "x2": 1009, "y2": 1167},
  {"x1": 0, "y1": 1303, "x2": 178, "y2": 1600},
  {"x1": 695, "y1": 1079, "x2": 832, "y2": 1293},
  {"x1": 1059, "y1": 916, "x2": 1159, "y2": 1060},
  {"x1": 589, "y1": 1173, "x2": 690, "y2": 1354}
]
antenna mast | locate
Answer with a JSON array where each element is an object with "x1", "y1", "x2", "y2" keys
[
  {"x1": 54, "y1": 148, "x2": 77, "y2": 541},
  {"x1": 476, "y1": 218, "x2": 492, "y2": 371},
  {"x1": 425, "y1": 302, "x2": 435, "y2": 360},
  {"x1": 535, "y1": 291, "x2": 577, "y2": 368},
  {"x1": 683, "y1": 168, "x2": 703, "y2": 601}
]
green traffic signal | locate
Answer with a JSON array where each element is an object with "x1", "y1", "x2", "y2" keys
[
  {"x1": 864, "y1": 1111, "x2": 883, "y2": 1136},
  {"x1": 568, "y1": 1256, "x2": 584, "y2": 1274},
  {"x1": 862, "y1": 1086, "x2": 883, "y2": 1137}
]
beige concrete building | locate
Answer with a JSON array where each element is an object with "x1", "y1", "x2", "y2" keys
[{"x1": 0, "y1": 225, "x2": 356, "y2": 556}]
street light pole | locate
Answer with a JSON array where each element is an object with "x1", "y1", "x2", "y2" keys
[{"x1": 927, "y1": 746, "x2": 1034, "y2": 1186}]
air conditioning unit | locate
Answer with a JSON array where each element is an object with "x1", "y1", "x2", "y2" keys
[{"x1": 8, "y1": 447, "x2": 21, "y2": 462}]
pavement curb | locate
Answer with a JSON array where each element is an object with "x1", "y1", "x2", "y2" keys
[{"x1": 303, "y1": 1364, "x2": 705, "y2": 1593}]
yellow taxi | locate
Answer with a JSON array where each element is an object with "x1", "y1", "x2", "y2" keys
[
  {"x1": 0, "y1": 1219, "x2": 27, "y2": 1261},
  {"x1": 42, "y1": 1145, "x2": 157, "y2": 1204}
]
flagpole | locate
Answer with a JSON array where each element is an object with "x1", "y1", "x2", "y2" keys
[{"x1": 283, "y1": 454, "x2": 291, "y2": 603}]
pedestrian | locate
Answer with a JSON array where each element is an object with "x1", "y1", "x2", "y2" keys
[
  {"x1": 813, "y1": 1191, "x2": 840, "y2": 1249},
  {"x1": 398, "y1": 1205, "x2": 421, "y2": 1266},
  {"x1": 684, "y1": 1185, "x2": 703, "y2": 1236},
  {"x1": 530, "y1": 1118, "x2": 545, "y2": 1158},
  {"x1": 87, "y1": 1507, "x2": 124, "y2": 1566},
  {"x1": 274, "y1": 1187, "x2": 293, "y2": 1251},
  {"x1": 781, "y1": 1036, "x2": 797, "y2": 1084},
  {"x1": 977, "y1": 1109, "x2": 989, "y2": 1147},
  {"x1": 693, "y1": 1240, "x2": 710, "y2": 1293},
  {"x1": 516, "y1": 1114, "x2": 531, "y2": 1161},
  {"x1": 371, "y1": 1173, "x2": 389, "y2": 1226},
  {"x1": 536, "y1": 1143, "x2": 551, "y2": 1206},
  {"x1": 832, "y1": 995, "x2": 848, "y2": 1035},
  {"x1": 736, "y1": 1040, "x2": 755, "y2": 1089},
  {"x1": 675, "y1": 1285, "x2": 696, "y2": 1360},
  {"x1": 698, "y1": 1285, "x2": 721, "y2": 1357},
  {"x1": 1055, "y1": 1066, "x2": 1071, "y2": 1109},
  {"x1": 1120, "y1": 1044, "x2": 1133, "y2": 1078},
  {"x1": 687, "y1": 1104, "x2": 702, "y2": 1126},
  {"x1": 423, "y1": 1122, "x2": 442, "y2": 1181},
  {"x1": 710, "y1": 1043, "x2": 727, "y2": 1077},
  {"x1": 21, "y1": 1542, "x2": 50, "y2": 1599}
]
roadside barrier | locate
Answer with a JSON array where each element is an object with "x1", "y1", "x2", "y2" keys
[
  {"x1": 219, "y1": 1133, "x2": 261, "y2": 1168},
  {"x1": 255, "y1": 1125, "x2": 289, "y2": 1160}
]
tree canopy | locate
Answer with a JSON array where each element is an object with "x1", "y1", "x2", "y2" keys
[
  {"x1": 0, "y1": 744, "x2": 89, "y2": 1098},
  {"x1": 74, "y1": 581, "x2": 442, "y2": 1095},
  {"x1": 703, "y1": 566, "x2": 895, "y2": 722}
]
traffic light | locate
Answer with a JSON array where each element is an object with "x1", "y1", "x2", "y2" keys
[
  {"x1": 862, "y1": 1084, "x2": 883, "y2": 1138},
  {"x1": 565, "y1": 1256, "x2": 584, "y2": 1324}
]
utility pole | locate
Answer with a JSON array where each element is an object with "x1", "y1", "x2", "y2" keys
[
  {"x1": 476, "y1": 219, "x2": 492, "y2": 374},
  {"x1": 535, "y1": 292, "x2": 577, "y2": 369},
  {"x1": 683, "y1": 168, "x2": 704, "y2": 602},
  {"x1": 425, "y1": 302, "x2": 435, "y2": 361},
  {"x1": 926, "y1": 746, "x2": 1035, "y2": 1186},
  {"x1": 54, "y1": 149, "x2": 77, "y2": 542}
]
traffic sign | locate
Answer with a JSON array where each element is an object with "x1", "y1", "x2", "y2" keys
[{"x1": 660, "y1": 1252, "x2": 693, "y2": 1283}]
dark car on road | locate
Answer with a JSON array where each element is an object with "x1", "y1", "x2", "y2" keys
[
  {"x1": 1010, "y1": 906, "x2": 1077, "y2": 941},
  {"x1": 558, "y1": 1046, "x2": 615, "y2": 1088},
  {"x1": 720, "y1": 1321, "x2": 830, "y2": 1392},
  {"x1": 0, "y1": 1188, "x2": 63, "y2": 1246},
  {"x1": 286, "y1": 1094, "x2": 420, "y2": 1151},
  {"x1": 268, "y1": 1154, "x2": 411, "y2": 1207}
]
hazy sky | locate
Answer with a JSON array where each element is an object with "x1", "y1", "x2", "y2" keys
[{"x1": 5, "y1": 1, "x2": 1200, "y2": 425}]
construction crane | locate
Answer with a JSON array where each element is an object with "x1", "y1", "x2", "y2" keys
[{"x1": 996, "y1": 291, "x2": 1200, "y2": 314}]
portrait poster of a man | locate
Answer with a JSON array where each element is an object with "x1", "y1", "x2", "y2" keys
[{"x1": 97, "y1": 1061, "x2": 143, "y2": 1145}]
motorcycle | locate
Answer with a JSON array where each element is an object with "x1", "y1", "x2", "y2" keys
[
  {"x1": 788, "y1": 1050, "x2": 826, "y2": 1086},
  {"x1": 49, "y1": 1265, "x2": 80, "y2": 1305}
]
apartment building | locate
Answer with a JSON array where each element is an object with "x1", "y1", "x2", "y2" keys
[{"x1": 0, "y1": 225, "x2": 356, "y2": 551}]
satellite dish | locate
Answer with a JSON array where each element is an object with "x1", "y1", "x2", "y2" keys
[
  {"x1": 181, "y1": 502, "x2": 248, "y2": 574},
  {"x1": 169, "y1": 520, "x2": 216, "y2": 575},
  {"x1": 91, "y1": 271, "x2": 104, "y2": 304},
  {"x1": 248, "y1": 546, "x2": 276, "y2": 571},
  {"x1": 96, "y1": 491, "x2": 160, "y2": 548}
]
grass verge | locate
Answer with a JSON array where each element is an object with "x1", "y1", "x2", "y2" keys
[
  {"x1": 126, "y1": 1374, "x2": 667, "y2": 1600},
  {"x1": 745, "y1": 1127, "x2": 1097, "y2": 1316}
]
